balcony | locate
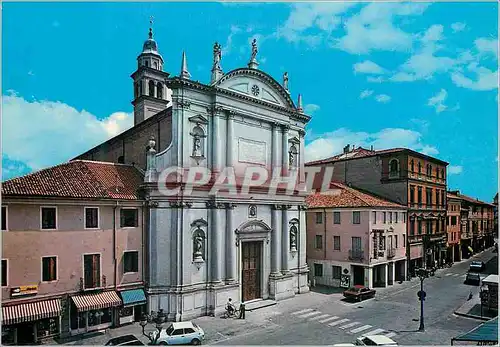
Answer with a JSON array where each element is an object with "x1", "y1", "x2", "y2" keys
[
  {"x1": 349, "y1": 249, "x2": 364, "y2": 261},
  {"x1": 387, "y1": 248, "x2": 396, "y2": 258}
]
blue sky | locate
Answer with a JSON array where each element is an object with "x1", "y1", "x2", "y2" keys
[{"x1": 2, "y1": 2, "x2": 498, "y2": 202}]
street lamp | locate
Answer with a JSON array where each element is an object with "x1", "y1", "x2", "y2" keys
[
  {"x1": 139, "y1": 309, "x2": 166, "y2": 345},
  {"x1": 416, "y1": 267, "x2": 429, "y2": 332}
]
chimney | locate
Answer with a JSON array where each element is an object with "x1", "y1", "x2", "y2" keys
[
  {"x1": 352, "y1": 145, "x2": 355, "y2": 151},
  {"x1": 370, "y1": 145, "x2": 374, "y2": 151},
  {"x1": 343, "y1": 144, "x2": 350, "y2": 154}
]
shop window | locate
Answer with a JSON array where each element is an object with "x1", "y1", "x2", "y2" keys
[
  {"x1": 88, "y1": 308, "x2": 112, "y2": 327},
  {"x1": 41, "y1": 207, "x2": 57, "y2": 230},
  {"x1": 84, "y1": 254, "x2": 101, "y2": 289},
  {"x1": 42, "y1": 256, "x2": 57, "y2": 282},
  {"x1": 2, "y1": 326, "x2": 15, "y2": 344},
  {"x1": 70, "y1": 302, "x2": 87, "y2": 330},
  {"x1": 119, "y1": 307, "x2": 134, "y2": 318},
  {"x1": 120, "y1": 209, "x2": 138, "y2": 228},
  {"x1": 36, "y1": 317, "x2": 59, "y2": 339},
  {"x1": 123, "y1": 251, "x2": 139, "y2": 273},
  {"x1": 2, "y1": 259, "x2": 7, "y2": 286},
  {"x1": 85, "y1": 207, "x2": 99, "y2": 229},
  {"x1": 2, "y1": 206, "x2": 7, "y2": 231},
  {"x1": 314, "y1": 263, "x2": 323, "y2": 277}
]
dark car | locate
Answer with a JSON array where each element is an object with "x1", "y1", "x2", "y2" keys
[
  {"x1": 105, "y1": 335, "x2": 145, "y2": 346},
  {"x1": 464, "y1": 272, "x2": 481, "y2": 286},
  {"x1": 343, "y1": 285, "x2": 376, "y2": 302},
  {"x1": 469, "y1": 261, "x2": 485, "y2": 272}
]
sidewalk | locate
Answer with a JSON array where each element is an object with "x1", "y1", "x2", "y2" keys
[{"x1": 454, "y1": 292, "x2": 497, "y2": 321}]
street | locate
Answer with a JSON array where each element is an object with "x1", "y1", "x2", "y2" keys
[{"x1": 67, "y1": 249, "x2": 497, "y2": 346}]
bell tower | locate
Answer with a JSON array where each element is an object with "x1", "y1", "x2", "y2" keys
[{"x1": 131, "y1": 19, "x2": 170, "y2": 125}]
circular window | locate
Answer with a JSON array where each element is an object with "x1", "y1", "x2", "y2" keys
[{"x1": 251, "y1": 85, "x2": 260, "y2": 96}]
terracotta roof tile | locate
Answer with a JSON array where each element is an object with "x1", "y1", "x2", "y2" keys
[
  {"x1": 306, "y1": 182, "x2": 405, "y2": 209},
  {"x1": 2, "y1": 160, "x2": 144, "y2": 200},
  {"x1": 447, "y1": 191, "x2": 495, "y2": 207}
]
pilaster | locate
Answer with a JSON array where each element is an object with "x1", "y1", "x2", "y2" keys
[
  {"x1": 281, "y1": 205, "x2": 292, "y2": 273},
  {"x1": 226, "y1": 112, "x2": 235, "y2": 168},
  {"x1": 281, "y1": 125, "x2": 289, "y2": 177},
  {"x1": 225, "y1": 203, "x2": 237, "y2": 283},
  {"x1": 271, "y1": 204, "x2": 282, "y2": 276},
  {"x1": 206, "y1": 201, "x2": 225, "y2": 283}
]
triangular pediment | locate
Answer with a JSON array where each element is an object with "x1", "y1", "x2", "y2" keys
[
  {"x1": 188, "y1": 115, "x2": 208, "y2": 125},
  {"x1": 288, "y1": 136, "x2": 300, "y2": 144},
  {"x1": 216, "y1": 68, "x2": 295, "y2": 109}
]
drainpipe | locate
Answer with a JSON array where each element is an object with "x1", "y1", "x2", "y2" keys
[
  {"x1": 114, "y1": 201, "x2": 119, "y2": 290},
  {"x1": 323, "y1": 208, "x2": 327, "y2": 260}
]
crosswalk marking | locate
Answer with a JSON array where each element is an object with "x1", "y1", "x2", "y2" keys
[
  {"x1": 329, "y1": 318, "x2": 350, "y2": 326},
  {"x1": 364, "y1": 328, "x2": 386, "y2": 335},
  {"x1": 319, "y1": 316, "x2": 339, "y2": 323},
  {"x1": 309, "y1": 314, "x2": 330, "y2": 321},
  {"x1": 298, "y1": 311, "x2": 322, "y2": 318},
  {"x1": 292, "y1": 308, "x2": 314, "y2": 315},
  {"x1": 350, "y1": 325, "x2": 373, "y2": 334},
  {"x1": 384, "y1": 332, "x2": 397, "y2": 338},
  {"x1": 340, "y1": 322, "x2": 360, "y2": 329}
]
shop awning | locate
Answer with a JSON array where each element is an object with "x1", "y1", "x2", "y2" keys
[
  {"x1": 120, "y1": 288, "x2": 147, "y2": 307},
  {"x1": 2, "y1": 299, "x2": 61, "y2": 325},
  {"x1": 71, "y1": 291, "x2": 122, "y2": 312},
  {"x1": 451, "y1": 317, "x2": 498, "y2": 345}
]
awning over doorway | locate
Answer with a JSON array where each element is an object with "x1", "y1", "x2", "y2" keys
[
  {"x1": 451, "y1": 317, "x2": 498, "y2": 345},
  {"x1": 2, "y1": 299, "x2": 61, "y2": 325},
  {"x1": 71, "y1": 291, "x2": 122, "y2": 312},
  {"x1": 119, "y1": 288, "x2": 147, "y2": 307}
]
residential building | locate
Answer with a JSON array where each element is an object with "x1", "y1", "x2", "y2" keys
[
  {"x1": 306, "y1": 182, "x2": 407, "y2": 289},
  {"x1": 448, "y1": 190, "x2": 496, "y2": 258},
  {"x1": 446, "y1": 193, "x2": 462, "y2": 263},
  {"x1": 306, "y1": 145, "x2": 448, "y2": 277},
  {"x1": 1, "y1": 161, "x2": 146, "y2": 344},
  {"x1": 74, "y1": 27, "x2": 310, "y2": 319},
  {"x1": 493, "y1": 193, "x2": 498, "y2": 238}
]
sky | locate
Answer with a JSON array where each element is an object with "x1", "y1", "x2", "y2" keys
[{"x1": 2, "y1": 1, "x2": 498, "y2": 202}]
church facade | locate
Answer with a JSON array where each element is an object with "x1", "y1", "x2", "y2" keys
[{"x1": 76, "y1": 27, "x2": 311, "y2": 320}]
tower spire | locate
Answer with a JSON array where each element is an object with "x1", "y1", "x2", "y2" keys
[
  {"x1": 180, "y1": 51, "x2": 191, "y2": 79},
  {"x1": 149, "y1": 16, "x2": 154, "y2": 39}
]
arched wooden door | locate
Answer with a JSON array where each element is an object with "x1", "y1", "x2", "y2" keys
[{"x1": 241, "y1": 241, "x2": 262, "y2": 302}]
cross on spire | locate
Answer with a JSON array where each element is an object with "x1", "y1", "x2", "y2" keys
[{"x1": 148, "y1": 16, "x2": 154, "y2": 39}]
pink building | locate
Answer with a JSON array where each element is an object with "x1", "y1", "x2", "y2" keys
[
  {"x1": 1, "y1": 160, "x2": 145, "y2": 344},
  {"x1": 306, "y1": 183, "x2": 407, "y2": 289}
]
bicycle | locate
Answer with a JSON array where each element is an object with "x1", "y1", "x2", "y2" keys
[{"x1": 223, "y1": 307, "x2": 240, "y2": 319}]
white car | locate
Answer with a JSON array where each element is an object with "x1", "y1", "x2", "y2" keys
[
  {"x1": 150, "y1": 321, "x2": 205, "y2": 345},
  {"x1": 355, "y1": 335, "x2": 398, "y2": 346}
]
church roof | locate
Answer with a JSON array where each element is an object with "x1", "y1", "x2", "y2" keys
[
  {"x1": 306, "y1": 182, "x2": 405, "y2": 209},
  {"x1": 2, "y1": 160, "x2": 144, "y2": 200}
]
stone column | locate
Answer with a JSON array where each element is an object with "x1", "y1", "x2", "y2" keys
[
  {"x1": 271, "y1": 205, "x2": 282, "y2": 276},
  {"x1": 281, "y1": 125, "x2": 289, "y2": 177},
  {"x1": 298, "y1": 130, "x2": 305, "y2": 183},
  {"x1": 225, "y1": 204, "x2": 236, "y2": 283},
  {"x1": 226, "y1": 112, "x2": 234, "y2": 168},
  {"x1": 212, "y1": 110, "x2": 221, "y2": 172},
  {"x1": 383, "y1": 264, "x2": 388, "y2": 287},
  {"x1": 281, "y1": 206, "x2": 290, "y2": 273},
  {"x1": 210, "y1": 203, "x2": 222, "y2": 283}
]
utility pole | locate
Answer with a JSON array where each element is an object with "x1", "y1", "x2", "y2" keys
[{"x1": 416, "y1": 267, "x2": 428, "y2": 331}]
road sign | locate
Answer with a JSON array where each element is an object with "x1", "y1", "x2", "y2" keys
[{"x1": 417, "y1": 290, "x2": 427, "y2": 300}]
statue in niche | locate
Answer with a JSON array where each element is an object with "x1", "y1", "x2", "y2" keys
[
  {"x1": 249, "y1": 205, "x2": 257, "y2": 218},
  {"x1": 192, "y1": 136, "x2": 202, "y2": 157},
  {"x1": 191, "y1": 126, "x2": 205, "y2": 158},
  {"x1": 289, "y1": 144, "x2": 298, "y2": 167},
  {"x1": 193, "y1": 229, "x2": 204, "y2": 261},
  {"x1": 250, "y1": 39, "x2": 258, "y2": 61},
  {"x1": 283, "y1": 72, "x2": 289, "y2": 90},
  {"x1": 213, "y1": 42, "x2": 222, "y2": 70},
  {"x1": 290, "y1": 225, "x2": 298, "y2": 251}
]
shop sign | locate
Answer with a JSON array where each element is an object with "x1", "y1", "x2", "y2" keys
[{"x1": 10, "y1": 285, "x2": 38, "y2": 297}]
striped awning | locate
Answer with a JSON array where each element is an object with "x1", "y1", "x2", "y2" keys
[
  {"x1": 71, "y1": 291, "x2": 122, "y2": 312},
  {"x1": 2, "y1": 299, "x2": 61, "y2": 325}
]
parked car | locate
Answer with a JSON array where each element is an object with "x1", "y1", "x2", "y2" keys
[
  {"x1": 464, "y1": 272, "x2": 481, "y2": 286},
  {"x1": 343, "y1": 285, "x2": 376, "y2": 302},
  {"x1": 469, "y1": 261, "x2": 485, "y2": 272},
  {"x1": 105, "y1": 335, "x2": 145, "y2": 346},
  {"x1": 355, "y1": 335, "x2": 398, "y2": 346},
  {"x1": 150, "y1": 321, "x2": 205, "y2": 345}
]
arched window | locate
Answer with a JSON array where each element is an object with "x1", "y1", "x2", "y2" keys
[
  {"x1": 192, "y1": 227, "x2": 206, "y2": 262},
  {"x1": 191, "y1": 125, "x2": 205, "y2": 158},
  {"x1": 157, "y1": 82, "x2": 163, "y2": 99},
  {"x1": 148, "y1": 80, "x2": 155, "y2": 97},
  {"x1": 145, "y1": 60, "x2": 149, "y2": 67},
  {"x1": 389, "y1": 159, "x2": 399, "y2": 177},
  {"x1": 153, "y1": 61, "x2": 158, "y2": 69},
  {"x1": 410, "y1": 159, "x2": 414, "y2": 172}
]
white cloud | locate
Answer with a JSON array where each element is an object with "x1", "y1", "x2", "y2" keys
[
  {"x1": 474, "y1": 37, "x2": 498, "y2": 58},
  {"x1": 375, "y1": 94, "x2": 391, "y2": 103},
  {"x1": 2, "y1": 92, "x2": 133, "y2": 172},
  {"x1": 305, "y1": 127, "x2": 438, "y2": 162},
  {"x1": 304, "y1": 103, "x2": 320, "y2": 114},
  {"x1": 448, "y1": 165, "x2": 463, "y2": 174},
  {"x1": 27, "y1": 70, "x2": 34, "y2": 76},
  {"x1": 222, "y1": 25, "x2": 242, "y2": 55},
  {"x1": 353, "y1": 60, "x2": 386, "y2": 75},
  {"x1": 451, "y1": 22, "x2": 466, "y2": 33},
  {"x1": 335, "y1": 2, "x2": 430, "y2": 54},
  {"x1": 427, "y1": 89, "x2": 448, "y2": 113},
  {"x1": 277, "y1": 2, "x2": 356, "y2": 46},
  {"x1": 367, "y1": 76, "x2": 385, "y2": 83},
  {"x1": 359, "y1": 90, "x2": 374, "y2": 99},
  {"x1": 451, "y1": 63, "x2": 498, "y2": 91}
]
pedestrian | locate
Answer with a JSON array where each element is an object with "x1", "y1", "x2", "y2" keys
[
  {"x1": 468, "y1": 291, "x2": 473, "y2": 301},
  {"x1": 239, "y1": 303, "x2": 246, "y2": 319}
]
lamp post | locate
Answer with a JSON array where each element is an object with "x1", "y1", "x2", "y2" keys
[
  {"x1": 416, "y1": 267, "x2": 429, "y2": 332},
  {"x1": 139, "y1": 309, "x2": 166, "y2": 345}
]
